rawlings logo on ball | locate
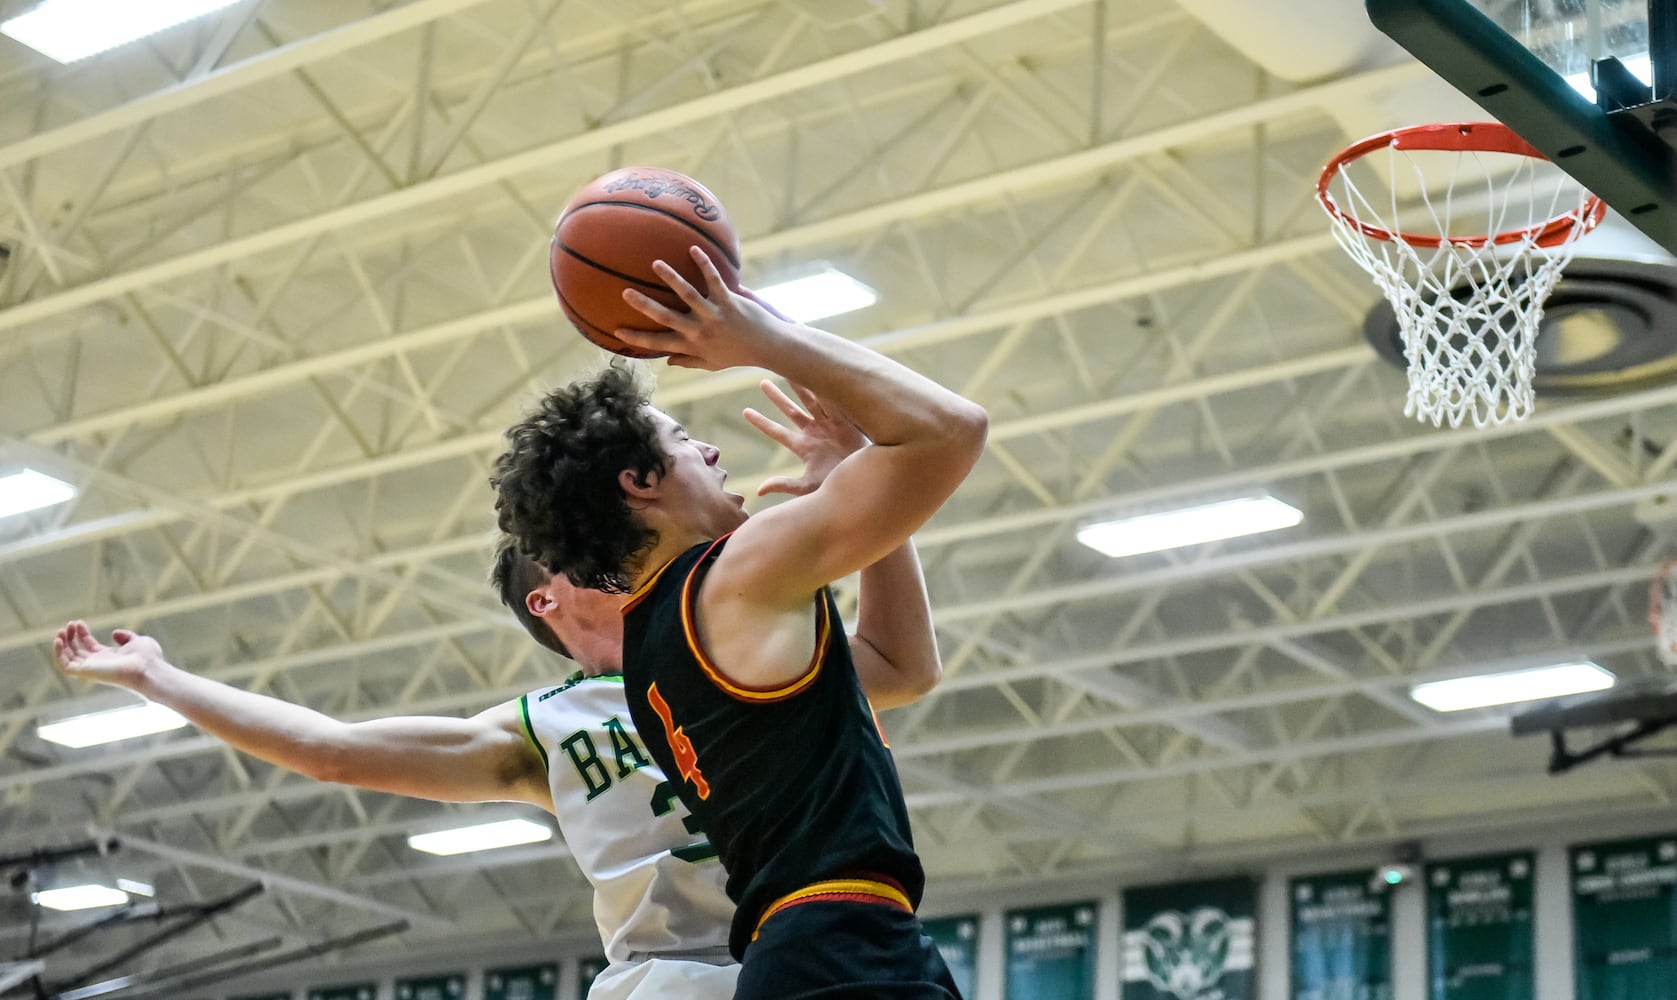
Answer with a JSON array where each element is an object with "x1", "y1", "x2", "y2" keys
[{"x1": 603, "y1": 172, "x2": 722, "y2": 221}]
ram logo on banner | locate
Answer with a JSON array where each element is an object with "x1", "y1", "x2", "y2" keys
[{"x1": 1123, "y1": 877, "x2": 1257, "y2": 1000}]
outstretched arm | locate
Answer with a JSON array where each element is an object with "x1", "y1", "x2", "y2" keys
[
  {"x1": 52, "y1": 621, "x2": 552, "y2": 810},
  {"x1": 744, "y1": 381, "x2": 941, "y2": 709}
]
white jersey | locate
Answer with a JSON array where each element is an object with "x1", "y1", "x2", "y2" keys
[{"x1": 518, "y1": 674, "x2": 737, "y2": 999}]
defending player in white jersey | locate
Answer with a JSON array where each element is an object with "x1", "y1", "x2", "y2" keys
[
  {"x1": 49, "y1": 377, "x2": 943, "y2": 999},
  {"x1": 516, "y1": 668, "x2": 735, "y2": 994}
]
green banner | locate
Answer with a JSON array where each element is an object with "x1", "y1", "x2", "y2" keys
[
  {"x1": 394, "y1": 974, "x2": 465, "y2": 1000},
  {"x1": 307, "y1": 985, "x2": 375, "y2": 1000},
  {"x1": 484, "y1": 963, "x2": 558, "y2": 1000},
  {"x1": 1006, "y1": 901, "x2": 1098, "y2": 999},
  {"x1": 577, "y1": 956, "x2": 608, "y2": 996},
  {"x1": 1122, "y1": 877, "x2": 1257, "y2": 1000},
  {"x1": 1290, "y1": 870, "x2": 1393, "y2": 1000},
  {"x1": 1572, "y1": 834, "x2": 1677, "y2": 1000},
  {"x1": 1427, "y1": 852, "x2": 1534, "y2": 1000},
  {"x1": 925, "y1": 914, "x2": 981, "y2": 998}
]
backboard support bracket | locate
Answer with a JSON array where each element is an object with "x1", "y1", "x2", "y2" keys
[{"x1": 1546, "y1": 717, "x2": 1677, "y2": 774}]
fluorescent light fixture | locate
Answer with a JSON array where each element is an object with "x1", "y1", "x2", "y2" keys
[
  {"x1": 0, "y1": 469, "x2": 75, "y2": 519},
  {"x1": 1410, "y1": 661, "x2": 1615, "y2": 712},
  {"x1": 407, "y1": 818, "x2": 552, "y2": 856},
  {"x1": 1076, "y1": 495, "x2": 1303, "y2": 558},
  {"x1": 1, "y1": 0, "x2": 242, "y2": 63},
  {"x1": 116, "y1": 879, "x2": 153, "y2": 896},
  {"x1": 33, "y1": 884, "x2": 129, "y2": 911},
  {"x1": 37, "y1": 702, "x2": 189, "y2": 748},
  {"x1": 1564, "y1": 53, "x2": 1653, "y2": 98},
  {"x1": 755, "y1": 267, "x2": 878, "y2": 323}
]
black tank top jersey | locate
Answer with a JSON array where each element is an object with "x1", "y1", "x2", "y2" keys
[{"x1": 620, "y1": 535, "x2": 926, "y2": 959}]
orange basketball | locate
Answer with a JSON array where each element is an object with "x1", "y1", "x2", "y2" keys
[{"x1": 549, "y1": 167, "x2": 742, "y2": 358}]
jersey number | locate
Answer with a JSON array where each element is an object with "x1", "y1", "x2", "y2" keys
[
  {"x1": 646, "y1": 682, "x2": 711, "y2": 799},
  {"x1": 559, "y1": 714, "x2": 716, "y2": 865},
  {"x1": 650, "y1": 780, "x2": 718, "y2": 864}
]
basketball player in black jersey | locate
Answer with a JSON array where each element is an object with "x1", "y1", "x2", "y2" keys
[{"x1": 493, "y1": 247, "x2": 987, "y2": 998}]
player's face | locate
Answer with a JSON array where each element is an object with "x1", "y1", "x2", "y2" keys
[{"x1": 647, "y1": 406, "x2": 747, "y2": 536}]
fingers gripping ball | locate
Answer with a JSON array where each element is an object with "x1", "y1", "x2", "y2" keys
[{"x1": 550, "y1": 167, "x2": 742, "y2": 357}]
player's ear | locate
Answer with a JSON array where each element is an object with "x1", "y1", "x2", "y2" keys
[
  {"x1": 527, "y1": 587, "x2": 558, "y2": 617},
  {"x1": 619, "y1": 467, "x2": 660, "y2": 500}
]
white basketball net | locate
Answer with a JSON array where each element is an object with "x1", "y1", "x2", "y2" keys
[
  {"x1": 1650, "y1": 559, "x2": 1677, "y2": 667},
  {"x1": 1321, "y1": 135, "x2": 1600, "y2": 429}
]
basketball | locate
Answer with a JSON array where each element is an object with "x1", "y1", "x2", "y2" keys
[{"x1": 549, "y1": 166, "x2": 742, "y2": 357}]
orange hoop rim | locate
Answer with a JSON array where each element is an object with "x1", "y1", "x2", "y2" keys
[{"x1": 1317, "y1": 122, "x2": 1606, "y2": 250}]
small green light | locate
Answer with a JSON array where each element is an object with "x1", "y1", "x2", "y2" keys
[{"x1": 1384, "y1": 870, "x2": 1404, "y2": 885}]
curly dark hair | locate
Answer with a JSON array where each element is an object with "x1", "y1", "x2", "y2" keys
[
  {"x1": 492, "y1": 363, "x2": 665, "y2": 593},
  {"x1": 488, "y1": 534, "x2": 569, "y2": 658}
]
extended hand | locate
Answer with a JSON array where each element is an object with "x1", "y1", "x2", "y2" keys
[
  {"x1": 53, "y1": 620, "x2": 161, "y2": 689},
  {"x1": 614, "y1": 247, "x2": 787, "y2": 371},
  {"x1": 744, "y1": 380, "x2": 868, "y2": 496}
]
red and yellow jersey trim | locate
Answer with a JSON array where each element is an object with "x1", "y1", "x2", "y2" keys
[
  {"x1": 751, "y1": 876, "x2": 912, "y2": 941},
  {"x1": 621, "y1": 551, "x2": 683, "y2": 615},
  {"x1": 680, "y1": 534, "x2": 831, "y2": 703}
]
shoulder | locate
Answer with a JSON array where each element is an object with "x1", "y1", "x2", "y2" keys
[
  {"x1": 464, "y1": 697, "x2": 558, "y2": 811},
  {"x1": 517, "y1": 674, "x2": 635, "y2": 725},
  {"x1": 705, "y1": 518, "x2": 824, "y2": 614}
]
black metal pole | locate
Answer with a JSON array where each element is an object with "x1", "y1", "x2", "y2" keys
[
  {"x1": 0, "y1": 839, "x2": 119, "y2": 874},
  {"x1": 47, "y1": 882, "x2": 263, "y2": 992},
  {"x1": 26, "y1": 903, "x2": 155, "y2": 960},
  {"x1": 148, "y1": 920, "x2": 410, "y2": 997},
  {"x1": 50, "y1": 938, "x2": 282, "y2": 1000}
]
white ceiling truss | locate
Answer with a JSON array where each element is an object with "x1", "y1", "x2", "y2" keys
[{"x1": 1, "y1": 0, "x2": 1673, "y2": 984}]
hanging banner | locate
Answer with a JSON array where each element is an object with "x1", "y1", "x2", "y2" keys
[
  {"x1": 1572, "y1": 834, "x2": 1677, "y2": 1000},
  {"x1": 394, "y1": 973, "x2": 465, "y2": 1000},
  {"x1": 1426, "y1": 852, "x2": 1534, "y2": 1000},
  {"x1": 1005, "y1": 901, "x2": 1098, "y2": 999},
  {"x1": 924, "y1": 914, "x2": 981, "y2": 999},
  {"x1": 484, "y1": 963, "x2": 558, "y2": 1000},
  {"x1": 307, "y1": 985, "x2": 374, "y2": 1000},
  {"x1": 577, "y1": 956, "x2": 607, "y2": 997},
  {"x1": 1290, "y1": 870, "x2": 1393, "y2": 1000},
  {"x1": 1122, "y1": 876, "x2": 1257, "y2": 1000}
]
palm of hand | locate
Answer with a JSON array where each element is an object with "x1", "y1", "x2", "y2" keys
[
  {"x1": 745, "y1": 381, "x2": 867, "y2": 497},
  {"x1": 785, "y1": 413, "x2": 866, "y2": 492},
  {"x1": 55, "y1": 623, "x2": 158, "y2": 684}
]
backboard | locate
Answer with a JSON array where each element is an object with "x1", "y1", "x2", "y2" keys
[
  {"x1": 1366, "y1": 0, "x2": 1676, "y2": 256},
  {"x1": 1511, "y1": 675, "x2": 1677, "y2": 772}
]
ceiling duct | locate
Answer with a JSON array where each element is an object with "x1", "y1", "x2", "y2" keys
[{"x1": 1173, "y1": 0, "x2": 1491, "y2": 196}]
